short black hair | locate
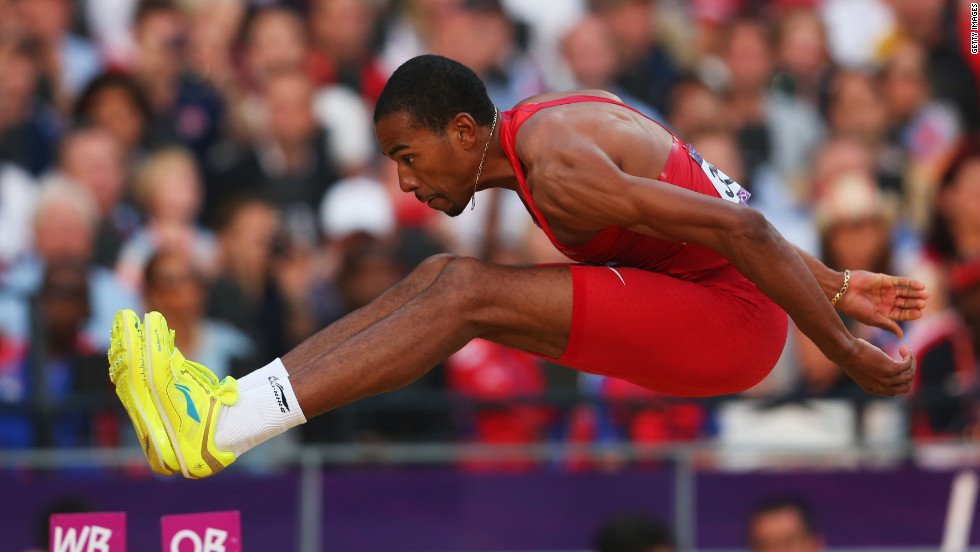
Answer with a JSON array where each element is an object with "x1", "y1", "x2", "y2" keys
[
  {"x1": 593, "y1": 513, "x2": 675, "y2": 552},
  {"x1": 374, "y1": 55, "x2": 496, "y2": 134},
  {"x1": 73, "y1": 71, "x2": 154, "y2": 129}
]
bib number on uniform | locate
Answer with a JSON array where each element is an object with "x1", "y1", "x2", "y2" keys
[{"x1": 686, "y1": 144, "x2": 751, "y2": 205}]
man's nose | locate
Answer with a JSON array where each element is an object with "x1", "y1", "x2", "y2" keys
[{"x1": 398, "y1": 171, "x2": 420, "y2": 194}]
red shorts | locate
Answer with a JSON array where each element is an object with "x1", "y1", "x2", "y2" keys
[{"x1": 536, "y1": 263, "x2": 788, "y2": 397}]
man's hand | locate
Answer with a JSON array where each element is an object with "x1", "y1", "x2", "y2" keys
[
  {"x1": 836, "y1": 340, "x2": 917, "y2": 396},
  {"x1": 835, "y1": 271, "x2": 928, "y2": 338}
]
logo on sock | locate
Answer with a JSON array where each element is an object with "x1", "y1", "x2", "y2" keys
[{"x1": 268, "y1": 376, "x2": 290, "y2": 413}]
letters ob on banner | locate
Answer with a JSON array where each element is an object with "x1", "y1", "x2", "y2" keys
[
  {"x1": 161, "y1": 511, "x2": 241, "y2": 552},
  {"x1": 50, "y1": 512, "x2": 127, "y2": 552}
]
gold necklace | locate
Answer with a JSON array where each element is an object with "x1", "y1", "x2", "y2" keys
[{"x1": 471, "y1": 108, "x2": 498, "y2": 211}]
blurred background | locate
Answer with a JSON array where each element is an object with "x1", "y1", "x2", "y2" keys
[{"x1": 0, "y1": 0, "x2": 978, "y2": 550}]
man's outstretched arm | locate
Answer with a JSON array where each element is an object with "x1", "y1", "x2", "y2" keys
[
  {"x1": 529, "y1": 139, "x2": 916, "y2": 396},
  {"x1": 791, "y1": 246, "x2": 928, "y2": 339}
]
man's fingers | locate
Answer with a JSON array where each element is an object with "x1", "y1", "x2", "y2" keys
[
  {"x1": 893, "y1": 350, "x2": 916, "y2": 381},
  {"x1": 890, "y1": 382, "x2": 913, "y2": 396},
  {"x1": 873, "y1": 314, "x2": 903, "y2": 338},
  {"x1": 890, "y1": 307, "x2": 923, "y2": 322},
  {"x1": 890, "y1": 295, "x2": 927, "y2": 310},
  {"x1": 906, "y1": 278, "x2": 926, "y2": 290}
]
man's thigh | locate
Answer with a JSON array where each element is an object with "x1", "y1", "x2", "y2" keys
[
  {"x1": 541, "y1": 264, "x2": 786, "y2": 396},
  {"x1": 458, "y1": 260, "x2": 574, "y2": 359}
]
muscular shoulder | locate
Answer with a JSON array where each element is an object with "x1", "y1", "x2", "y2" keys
[
  {"x1": 512, "y1": 89, "x2": 623, "y2": 108},
  {"x1": 513, "y1": 94, "x2": 644, "y2": 180}
]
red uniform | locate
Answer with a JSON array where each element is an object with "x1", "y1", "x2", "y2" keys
[{"x1": 499, "y1": 96, "x2": 788, "y2": 396}]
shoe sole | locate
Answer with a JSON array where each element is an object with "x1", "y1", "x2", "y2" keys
[
  {"x1": 112, "y1": 310, "x2": 172, "y2": 474},
  {"x1": 143, "y1": 313, "x2": 191, "y2": 478}
]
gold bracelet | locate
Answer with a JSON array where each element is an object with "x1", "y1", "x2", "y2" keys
[{"x1": 831, "y1": 269, "x2": 850, "y2": 307}]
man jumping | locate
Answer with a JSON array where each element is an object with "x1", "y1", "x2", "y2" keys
[{"x1": 109, "y1": 55, "x2": 926, "y2": 478}]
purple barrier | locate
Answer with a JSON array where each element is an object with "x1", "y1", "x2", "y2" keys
[
  {"x1": 1, "y1": 468, "x2": 977, "y2": 551},
  {"x1": 697, "y1": 468, "x2": 980, "y2": 548},
  {"x1": 0, "y1": 472, "x2": 299, "y2": 551},
  {"x1": 320, "y1": 470, "x2": 675, "y2": 552}
]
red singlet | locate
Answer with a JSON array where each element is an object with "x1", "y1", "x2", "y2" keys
[{"x1": 500, "y1": 96, "x2": 788, "y2": 397}]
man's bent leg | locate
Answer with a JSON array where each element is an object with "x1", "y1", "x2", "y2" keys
[
  {"x1": 286, "y1": 258, "x2": 572, "y2": 417},
  {"x1": 277, "y1": 253, "x2": 457, "y2": 375},
  {"x1": 113, "y1": 258, "x2": 573, "y2": 475}
]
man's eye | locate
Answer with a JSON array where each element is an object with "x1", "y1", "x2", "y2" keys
[{"x1": 403, "y1": 156, "x2": 415, "y2": 166}]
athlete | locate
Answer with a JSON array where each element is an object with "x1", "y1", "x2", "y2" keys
[{"x1": 109, "y1": 55, "x2": 927, "y2": 478}]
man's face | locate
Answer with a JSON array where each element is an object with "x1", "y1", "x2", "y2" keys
[
  {"x1": 748, "y1": 509, "x2": 823, "y2": 552},
  {"x1": 376, "y1": 113, "x2": 472, "y2": 217}
]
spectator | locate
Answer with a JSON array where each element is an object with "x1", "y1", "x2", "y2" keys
[
  {"x1": 233, "y1": 6, "x2": 374, "y2": 177},
  {"x1": 766, "y1": 10, "x2": 828, "y2": 183},
  {"x1": 921, "y1": 138, "x2": 980, "y2": 313},
  {"x1": 0, "y1": 260, "x2": 116, "y2": 450},
  {"x1": 882, "y1": 0, "x2": 980, "y2": 131},
  {"x1": 771, "y1": 9, "x2": 831, "y2": 105},
  {"x1": 0, "y1": 177, "x2": 140, "y2": 349},
  {"x1": 880, "y1": 38, "x2": 961, "y2": 226},
  {"x1": 667, "y1": 77, "x2": 724, "y2": 141},
  {"x1": 207, "y1": 195, "x2": 314, "y2": 363},
  {"x1": 720, "y1": 19, "x2": 775, "y2": 186},
  {"x1": 928, "y1": 139, "x2": 980, "y2": 264},
  {"x1": 240, "y1": 7, "x2": 309, "y2": 98},
  {"x1": 907, "y1": 257, "x2": 980, "y2": 440},
  {"x1": 208, "y1": 69, "x2": 340, "y2": 243},
  {"x1": 316, "y1": 172, "x2": 396, "y2": 282},
  {"x1": 559, "y1": 15, "x2": 661, "y2": 122},
  {"x1": 824, "y1": 70, "x2": 902, "y2": 195},
  {"x1": 58, "y1": 128, "x2": 141, "y2": 269},
  {"x1": 591, "y1": 0, "x2": 678, "y2": 116},
  {"x1": 593, "y1": 512, "x2": 676, "y2": 552},
  {"x1": 16, "y1": 0, "x2": 103, "y2": 109},
  {"x1": 143, "y1": 249, "x2": 253, "y2": 381},
  {"x1": 308, "y1": 0, "x2": 388, "y2": 104},
  {"x1": 185, "y1": 0, "x2": 245, "y2": 97},
  {"x1": 116, "y1": 146, "x2": 216, "y2": 289},
  {"x1": 430, "y1": 0, "x2": 546, "y2": 111},
  {"x1": 73, "y1": 72, "x2": 167, "y2": 163},
  {"x1": 0, "y1": 35, "x2": 63, "y2": 176},
  {"x1": 881, "y1": 38, "x2": 960, "y2": 170},
  {"x1": 747, "y1": 496, "x2": 824, "y2": 552},
  {"x1": 379, "y1": 0, "x2": 465, "y2": 74},
  {"x1": 130, "y1": 0, "x2": 224, "y2": 160},
  {"x1": 315, "y1": 238, "x2": 406, "y2": 328}
]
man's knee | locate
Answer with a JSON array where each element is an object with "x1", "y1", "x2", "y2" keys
[
  {"x1": 417, "y1": 253, "x2": 457, "y2": 273},
  {"x1": 431, "y1": 256, "x2": 490, "y2": 310},
  {"x1": 409, "y1": 253, "x2": 458, "y2": 283}
]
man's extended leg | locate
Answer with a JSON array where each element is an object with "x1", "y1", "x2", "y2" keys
[
  {"x1": 285, "y1": 257, "x2": 572, "y2": 417},
  {"x1": 119, "y1": 257, "x2": 575, "y2": 476},
  {"x1": 275, "y1": 253, "x2": 458, "y2": 375}
]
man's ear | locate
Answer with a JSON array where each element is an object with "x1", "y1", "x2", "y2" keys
[{"x1": 451, "y1": 113, "x2": 478, "y2": 150}]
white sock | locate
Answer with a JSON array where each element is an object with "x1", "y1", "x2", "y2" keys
[
  {"x1": 234, "y1": 361, "x2": 282, "y2": 391},
  {"x1": 214, "y1": 358, "x2": 306, "y2": 458}
]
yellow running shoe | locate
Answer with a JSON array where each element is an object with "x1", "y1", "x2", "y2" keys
[
  {"x1": 143, "y1": 311, "x2": 240, "y2": 478},
  {"x1": 108, "y1": 309, "x2": 179, "y2": 475}
]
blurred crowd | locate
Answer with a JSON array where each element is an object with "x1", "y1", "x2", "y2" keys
[{"x1": 0, "y1": 0, "x2": 978, "y2": 471}]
